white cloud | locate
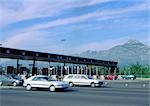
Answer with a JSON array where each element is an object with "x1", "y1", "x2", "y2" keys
[
  {"x1": 1, "y1": 0, "x2": 149, "y2": 55},
  {"x1": 86, "y1": 0, "x2": 111, "y2": 6},
  {"x1": 25, "y1": 11, "x2": 100, "y2": 31},
  {"x1": 4, "y1": 31, "x2": 41, "y2": 48},
  {"x1": 68, "y1": 0, "x2": 113, "y2": 8},
  {"x1": 17, "y1": 1, "x2": 149, "y2": 33},
  {"x1": 0, "y1": 0, "x2": 67, "y2": 27},
  {"x1": 0, "y1": 0, "x2": 111, "y2": 27},
  {"x1": 3, "y1": 30, "x2": 67, "y2": 54}
]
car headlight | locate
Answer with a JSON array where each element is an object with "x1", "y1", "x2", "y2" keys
[
  {"x1": 15, "y1": 80, "x2": 19, "y2": 83},
  {"x1": 94, "y1": 81, "x2": 99, "y2": 83}
]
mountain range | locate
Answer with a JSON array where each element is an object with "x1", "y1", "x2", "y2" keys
[{"x1": 74, "y1": 40, "x2": 150, "y2": 67}]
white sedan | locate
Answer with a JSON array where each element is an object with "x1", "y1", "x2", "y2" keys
[
  {"x1": 23, "y1": 75, "x2": 69, "y2": 92},
  {"x1": 63, "y1": 74, "x2": 103, "y2": 87}
]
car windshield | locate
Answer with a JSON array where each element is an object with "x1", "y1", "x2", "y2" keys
[
  {"x1": 42, "y1": 77, "x2": 56, "y2": 81},
  {"x1": 1, "y1": 75, "x2": 11, "y2": 79},
  {"x1": 87, "y1": 76, "x2": 93, "y2": 79},
  {"x1": 5, "y1": 76, "x2": 13, "y2": 79}
]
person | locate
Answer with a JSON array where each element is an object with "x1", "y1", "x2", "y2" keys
[
  {"x1": 56, "y1": 75, "x2": 59, "y2": 80},
  {"x1": 17, "y1": 73, "x2": 21, "y2": 79},
  {"x1": 20, "y1": 74, "x2": 26, "y2": 83}
]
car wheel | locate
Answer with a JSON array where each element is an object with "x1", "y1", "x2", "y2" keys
[
  {"x1": 49, "y1": 85, "x2": 55, "y2": 92},
  {"x1": 26, "y1": 84, "x2": 32, "y2": 91},
  {"x1": 91, "y1": 82, "x2": 95, "y2": 87},
  {"x1": 13, "y1": 82, "x2": 17, "y2": 86},
  {"x1": 0, "y1": 82, "x2": 3, "y2": 86},
  {"x1": 69, "y1": 82, "x2": 74, "y2": 87},
  {"x1": 131, "y1": 78, "x2": 134, "y2": 80}
]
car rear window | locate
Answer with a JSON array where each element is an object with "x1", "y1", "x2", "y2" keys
[
  {"x1": 67, "y1": 76, "x2": 73, "y2": 79},
  {"x1": 74, "y1": 76, "x2": 80, "y2": 79},
  {"x1": 81, "y1": 76, "x2": 87, "y2": 79}
]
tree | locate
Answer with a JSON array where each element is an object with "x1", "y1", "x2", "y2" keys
[{"x1": 119, "y1": 63, "x2": 150, "y2": 78}]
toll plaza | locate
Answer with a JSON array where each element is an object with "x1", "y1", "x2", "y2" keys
[{"x1": 0, "y1": 47, "x2": 118, "y2": 79}]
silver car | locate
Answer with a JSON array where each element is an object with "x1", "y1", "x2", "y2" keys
[
  {"x1": 63, "y1": 74, "x2": 103, "y2": 87},
  {"x1": 0, "y1": 75, "x2": 21, "y2": 86},
  {"x1": 23, "y1": 75, "x2": 69, "y2": 92}
]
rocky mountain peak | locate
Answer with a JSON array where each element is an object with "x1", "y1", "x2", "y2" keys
[
  {"x1": 123, "y1": 39, "x2": 145, "y2": 46},
  {"x1": 126, "y1": 39, "x2": 141, "y2": 44},
  {"x1": 122, "y1": 39, "x2": 147, "y2": 49},
  {"x1": 76, "y1": 39, "x2": 150, "y2": 66}
]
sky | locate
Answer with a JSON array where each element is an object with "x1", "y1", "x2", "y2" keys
[{"x1": 0, "y1": 0, "x2": 149, "y2": 55}]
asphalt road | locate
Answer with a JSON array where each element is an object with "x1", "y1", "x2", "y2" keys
[{"x1": 0, "y1": 81, "x2": 149, "y2": 106}]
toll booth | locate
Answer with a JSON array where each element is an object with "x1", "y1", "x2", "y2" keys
[
  {"x1": 32, "y1": 67, "x2": 37, "y2": 76},
  {"x1": 7, "y1": 66, "x2": 16, "y2": 75},
  {"x1": 42, "y1": 68, "x2": 48, "y2": 75}
]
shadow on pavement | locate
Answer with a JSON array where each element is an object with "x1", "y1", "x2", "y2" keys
[{"x1": 32, "y1": 88, "x2": 78, "y2": 93}]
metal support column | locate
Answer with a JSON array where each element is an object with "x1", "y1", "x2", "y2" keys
[
  {"x1": 72, "y1": 64, "x2": 74, "y2": 74},
  {"x1": 48, "y1": 61, "x2": 50, "y2": 76},
  {"x1": 96, "y1": 66, "x2": 98, "y2": 76},
  {"x1": 81, "y1": 66, "x2": 84, "y2": 74},
  {"x1": 60, "y1": 64, "x2": 62, "y2": 77},
  {"x1": 16, "y1": 59, "x2": 19, "y2": 74},
  {"x1": 63, "y1": 62, "x2": 66, "y2": 75},
  {"x1": 67, "y1": 66, "x2": 69, "y2": 75},
  {"x1": 32, "y1": 59, "x2": 36, "y2": 76},
  {"x1": 86, "y1": 65, "x2": 88, "y2": 75},
  {"x1": 33, "y1": 60, "x2": 35, "y2": 68},
  {"x1": 89, "y1": 65, "x2": 91, "y2": 76}
]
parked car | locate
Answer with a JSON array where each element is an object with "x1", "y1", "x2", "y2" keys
[
  {"x1": 122, "y1": 75, "x2": 136, "y2": 80},
  {"x1": 23, "y1": 75, "x2": 69, "y2": 92},
  {"x1": 63, "y1": 74, "x2": 103, "y2": 87},
  {"x1": 105, "y1": 75, "x2": 117, "y2": 80},
  {"x1": 0, "y1": 75, "x2": 22, "y2": 86},
  {"x1": 117, "y1": 75, "x2": 124, "y2": 80},
  {"x1": 13, "y1": 75, "x2": 24, "y2": 85}
]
